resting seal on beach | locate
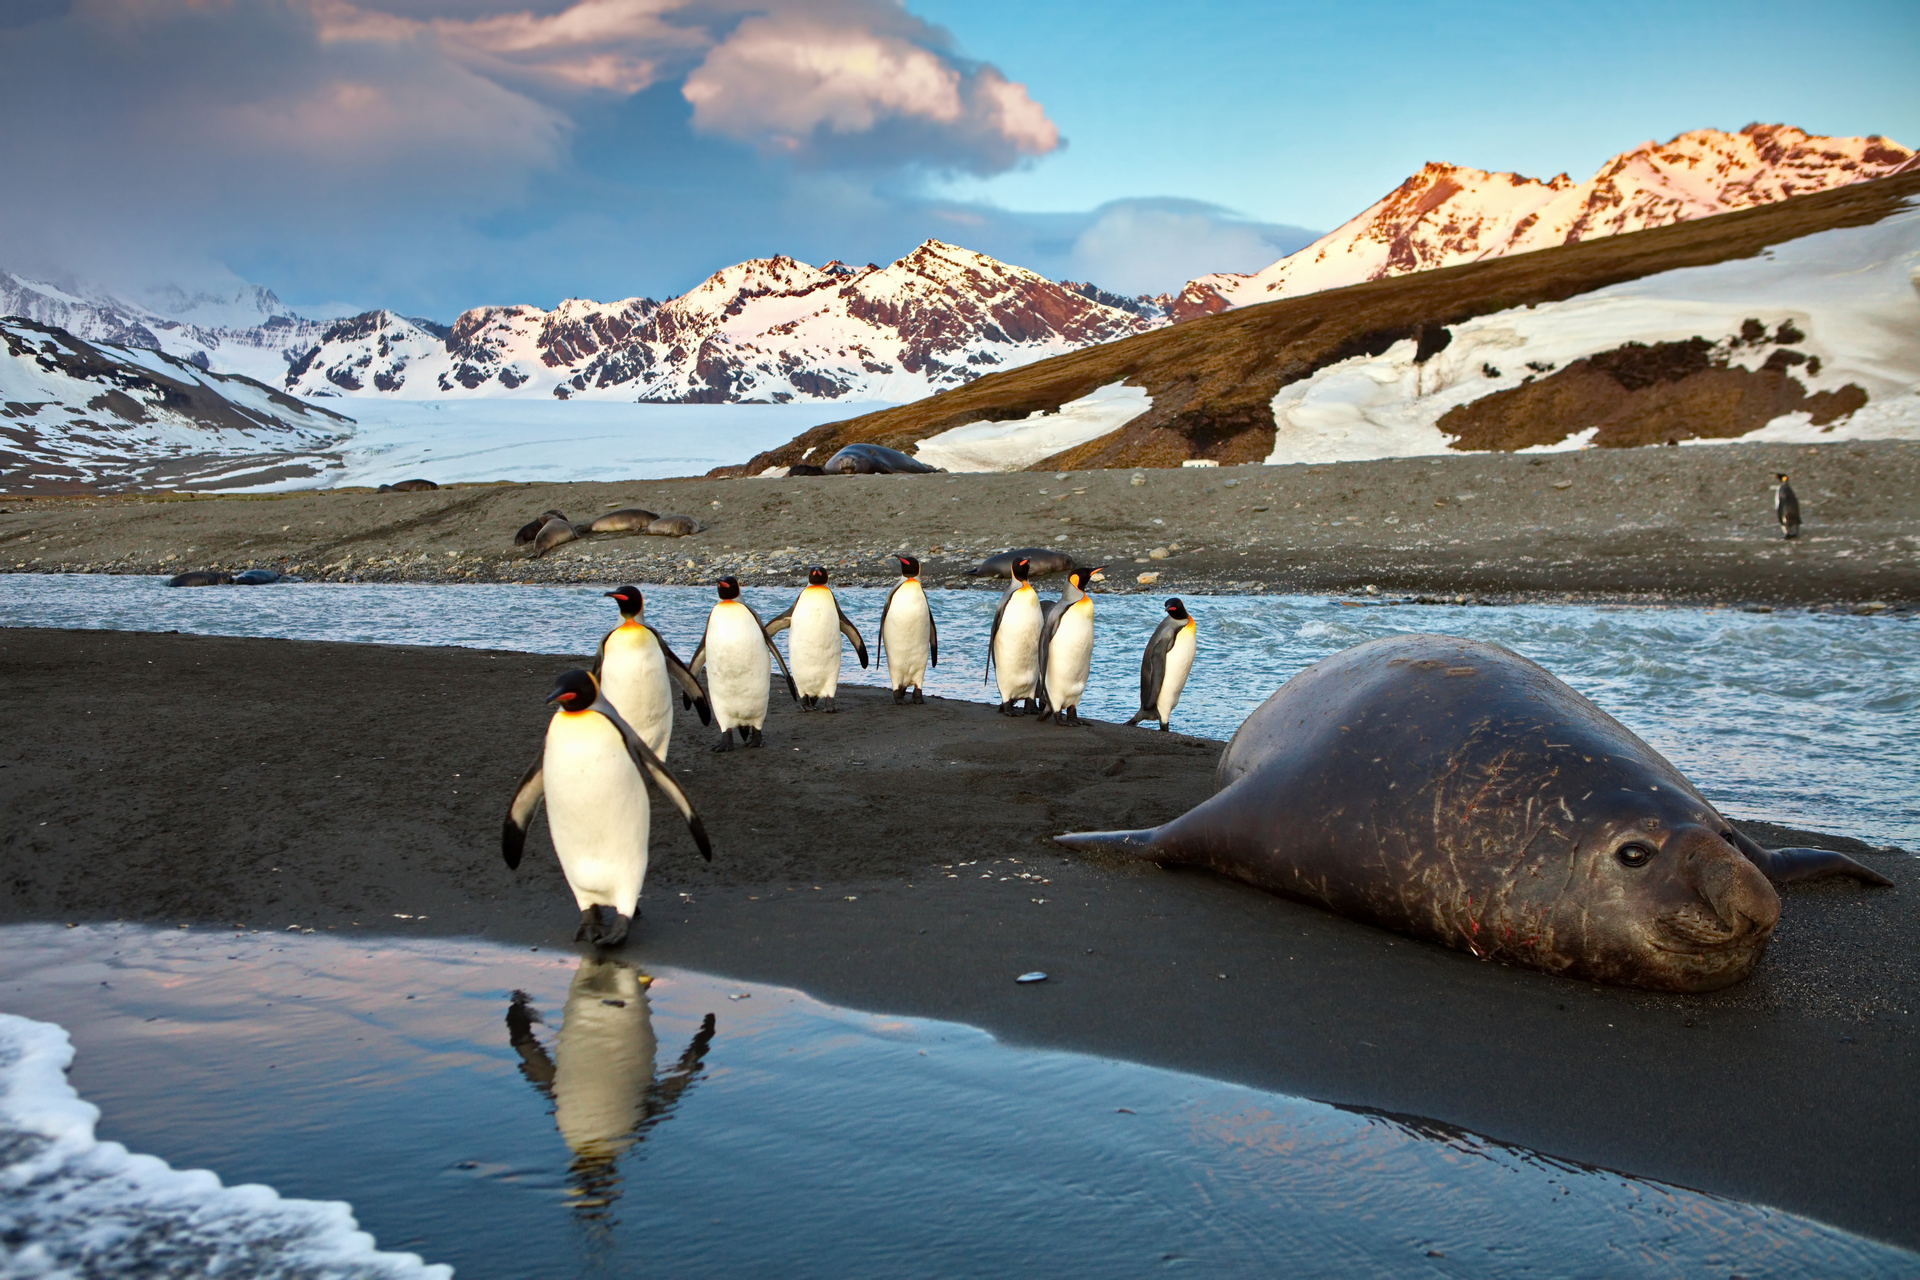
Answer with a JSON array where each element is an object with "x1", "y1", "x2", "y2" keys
[
  {"x1": 515, "y1": 510, "x2": 569, "y2": 545},
  {"x1": 377, "y1": 478, "x2": 438, "y2": 492},
  {"x1": 589, "y1": 508, "x2": 660, "y2": 534},
  {"x1": 967, "y1": 547, "x2": 1075, "y2": 578},
  {"x1": 165, "y1": 570, "x2": 232, "y2": 587},
  {"x1": 645, "y1": 515, "x2": 700, "y2": 537},
  {"x1": 822, "y1": 443, "x2": 943, "y2": 474},
  {"x1": 1057, "y1": 634, "x2": 1892, "y2": 992},
  {"x1": 530, "y1": 517, "x2": 583, "y2": 558},
  {"x1": 230, "y1": 569, "x2": 282, "y2": 585}
]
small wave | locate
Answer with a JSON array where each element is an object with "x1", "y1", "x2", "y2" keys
[{"x1": 0, "y1": 1014, "x2": 451, "y2": 1280}]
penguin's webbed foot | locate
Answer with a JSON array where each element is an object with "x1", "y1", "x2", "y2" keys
[
  {"x1": 712, "y1": 731, "x2": 736, "y2": 753},
  {"x1": 576, "y1": 904, "x2": 629, "y2": 948},
  {"x1": 998, "y1": 700, "x2": 1016, "y2": 716},
  {"x1": 820, "y1": 697, "x2": 835, "y2": 714},
  {"x1": 1065, "y1": 706, "x2": 1081, "y2": 726},
  {"x1": 912, "y1": 688, "x2": 924, "y2": 705},
  {"x1": 800, "y1": 695, "x2": 816, "y2": 711},
  {"x1": 893, "y1": 687, "x2": 905, "y2": 704},
  {"x1": 747, "y1": 726, "x2": 764, "y2": 748}
]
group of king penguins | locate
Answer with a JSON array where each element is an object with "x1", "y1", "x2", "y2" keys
[{"x1": 501, "y1": 553, "x2": 1200, "y2": 948}]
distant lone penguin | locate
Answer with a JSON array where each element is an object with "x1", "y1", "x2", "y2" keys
[
  {"x1": 763, "y1": 567, "x2": 868, "y2": 713},
  {"x1": 1127, "y1": 598, "x2": 1197, "y2": 732},
  {"x1": 878, "y1": 555, "x2": 938, "y2": 704},
  {"x1": 1035, "y1": 565, "x2": 1105, "y2": 725},
  {"x1": 500, "y1": 669, "x2": 713, "y2": 948},
  {"x1": 1774, "y1": 472, "x2": 1801, "y2": 539},
  {"x1": 688, "y1": 576, "x2": 797, "y2": 751}
]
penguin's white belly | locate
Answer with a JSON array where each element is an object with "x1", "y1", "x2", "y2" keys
[
  {"x1": 705, "y1": 604, "x2": 771, "y2": 730},
  {"x1": 883, "y1": 586, "x2": 930, "y2": 688},
  {"x1": 599, "y1": 628, "x2": 673, "y2": 760},
  {"x1": 994, "y1": 594, "x2": 1042, "y2": 701},
  {"x1": 552, "y1": 959, "x2": 657, "y2": 1159},
  {"x1": 1046, "y1": 600, "x2": 1095, "y2": 709},
  {"x1": 1158, "y1": 625, "x2": 1197, "y2": 721},
  {"x1": 543, "y1": 714, "x2": 650, "y2": 914},
  {"x1": 788, "y1": 590, "x2": 843, "y2": 698}
]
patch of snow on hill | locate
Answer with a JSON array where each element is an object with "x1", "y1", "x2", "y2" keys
[
  {"x1": 1262, "y1": 202, "x2": 1920, "y2": 465},
  {"x1": 913, "y1": 383, "x2": 1151, "y2": 471}
]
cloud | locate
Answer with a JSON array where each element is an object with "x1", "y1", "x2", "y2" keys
[{"x1": 1064, "y1": 200, "x2": 1318, "y2": 297}]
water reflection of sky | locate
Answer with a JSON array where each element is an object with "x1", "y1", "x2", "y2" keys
[
  {"x1": 2, "y1": 924, "x2": 1912, "y2": 1279},
  {"x1": 3, "y1": 574, "x2": 1914, "y2": 845}
]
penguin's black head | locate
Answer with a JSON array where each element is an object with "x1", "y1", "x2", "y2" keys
[
  {"x1": 1013, "y1": 557, "x2": 1031, "y2": 582},
  {"x1": 546, "y1": 668, "x2": 598, "y2": 712},
  {"x1": 604, "y1": 586, "x2": 644, "y2": 618},
  {"x1": 808, "y1": 566, "x2": 829, "y2": 586},
  {"x1": 1775, "y1": 472, "x2": 1790, "y2": 483},
  {"x1": 1073, "y1": 566, "x2": 1106, "y2": 591},
  {"x1": 716, "y1": 576, "x2": 741, "y2": 600},
  {"x1": 896, "y1": 554, "x2": 920, "y2": 577},
  {"x1": 1164, "y1": 598, "x2": 1188, "y2": 620}
]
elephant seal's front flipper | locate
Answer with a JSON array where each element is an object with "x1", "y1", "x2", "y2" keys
[
  {"x1": 1053, "y1": 829, "x2": 1164, "y2": 858},
  {"x1": 1726, "y1": 827, "x2": 1894, "y2": 887}
]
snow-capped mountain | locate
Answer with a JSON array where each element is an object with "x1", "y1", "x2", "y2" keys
[
  {"x1": 1174, "y1": 124, "x2": 1916, "y2": 318},
  {"x1": 283, "y1": 242, "x2": 1162, "y2": 403},
  {"x1": 0, "y1": 317, "x2": 351, "y2": 492},
  {"x1": 0, "y1": 268, "x2": 328, "y2": 385}
]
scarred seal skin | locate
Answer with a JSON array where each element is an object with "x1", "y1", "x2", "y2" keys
[{"x1": 1058, "y1": 635, "x2": 1886, "y2": 992}]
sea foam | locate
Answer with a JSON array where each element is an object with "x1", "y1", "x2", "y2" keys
[{"x1": 0, "y1": 1014, "x2": 451, "y2": 1280}]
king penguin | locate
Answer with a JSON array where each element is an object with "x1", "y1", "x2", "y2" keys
[
  {"x1": 877, "y1": 555, "x2": 938, "y2": 704},
  {"x1": 1774, "y1": 472, "x2": 1801, "y2": 539},
  {"x1": 688, "y1": 576, "x2": 797, "y2": 750},
  {"x1": 763, "y1": 567, "x2": 868, "y2": 712},
  {"x1": 986, "y1": 557, "x2": 1044, "y2": 716},
  {"x1": 501, "y1": 669, "x2": 712, "y2": 947},
  {"x1": 1034, "y1": 565, "x2": 1105, "y2": 725},
  {"x1": 1126, "y1": 598, "x2": 1197, "y2": 732},
  {"x1": 593, "y1": 586, "x2": 710, "y2": 760}
]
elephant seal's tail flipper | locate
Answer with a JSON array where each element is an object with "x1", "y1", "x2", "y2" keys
[
  {"x1": 1727, "y1": 828, "x2": 1895, "y2": 887},
  {"x1": 1054, "y1": 828, "x2": 1165, "y2": 860}
]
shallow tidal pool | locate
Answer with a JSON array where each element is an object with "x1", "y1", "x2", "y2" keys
[{"x1": 2, "y1": 925, "x2": 1914, "y2": 1278}]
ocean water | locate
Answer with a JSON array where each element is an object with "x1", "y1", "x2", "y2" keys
[
  {"x1": 3, "y1": 573, "x2": 1915, "y2": 846},
  {"x1": 1, "y1": 924, "x2": 1913, "y2": 1279}
]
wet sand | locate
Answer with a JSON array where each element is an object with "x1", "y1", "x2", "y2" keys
[
  {"x1": 3, "y1": 439, "x2": 1917, "y2": 607},
  {"x1": 1, "y1": 626, "x2": 1915, "y2": 1248}
]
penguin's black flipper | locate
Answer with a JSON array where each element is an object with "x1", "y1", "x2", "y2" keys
[
  {"x1": 590, "y1": 628, "x2": 611, "y2": 681},
  {"x1": 876, "y1": 579, "x2": 898, "y2": 666},
  {"x1": 686, "y1": 637, "x2": 707, "y2": 687},
  {"x1": 985, "y1": 579, "x2": 1020, "y2": 683},
  {"x1": 1726, "y1": 827, "x2": 1894, "y2": 887},
  {"x1": 927, "y1": 610, "x2": 938, "y2": 668},
  {"x1": 502, "y1": 757, "x2": 545, "y2": 869},
  {"x1": 593, "y1": 697, "x2": 715, "y2": 862},
  {"x1": 1137, "y1": 615, "x2": 1179, "y2": 723},
  {"x1": 740, "y1": 602, "x2": 799, "y2": 701},
  {"x1": 761, "y1": 605, "x2": 795, "y2": 639},
  {"x1": 653, "y1": 631, "x2": 713, "y2": 726},
  {"x1": 505, "y1": 991, "x2": 556, "y2": 1094},
  {"x1": 835, "y1": 602, "x2": 870, "y2": 668}
]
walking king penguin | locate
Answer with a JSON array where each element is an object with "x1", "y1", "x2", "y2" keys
[
  {"x1": 877, "y1": 555, "x2": 938, "y2": 704},
  {"x1": 1774, "y1": 472, "x2": 1801, "y2": 539},
  {"x1": 1126, "y1": 598, "x2": 1198, "y2": 731},
  {"x1": 1036, "y1": 565, "x2": 1105, "y2": 725},
  {"x1": 501, "y1": 669, "x2": 712, "y2": 948},
  {"x1": 688, "y1": 576, "x2": 797, "y2": 750},
  {"x1": 763, "y1": 567, "x2": 868, "y2": 712},
  {"x1": 986, "y1": 557, "x2": 1044, "y2": 715},
  {"x1": 593, "y1": 586, "x2": 710, "y2": 760}
]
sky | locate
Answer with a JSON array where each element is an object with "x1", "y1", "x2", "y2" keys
[{"x1": 2, "y1": 0, "x2": 1916, "y2": 320}]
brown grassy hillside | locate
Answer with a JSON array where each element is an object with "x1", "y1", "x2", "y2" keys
[{"x1": 726, "y1": 170, "x2": 1920, "y2": 475}]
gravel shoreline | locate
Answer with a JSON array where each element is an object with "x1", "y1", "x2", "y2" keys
[{"x1": 3, "y1": 439, "x2": 1915, "y2": 608}]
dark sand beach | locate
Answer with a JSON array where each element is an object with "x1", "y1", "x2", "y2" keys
[
  {"x1": 1, "y1": 625, "x2": 1914, "y2": 1248},
  {"x1": 4, "y1": 439, "x2": 1917, "y2": 606}
]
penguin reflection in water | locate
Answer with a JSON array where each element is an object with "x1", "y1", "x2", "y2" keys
[
  {"x1": 878, "y1": 555, "x2": 938, "y2": 704},
  {"x1": 1035, "y1": 566, "x2": 1106, "y2": 725},
  {"x1": 506, "y1": 961, "x2": 716, "y2": 1215},
  {"x1": 594, "y1": 586, "x2": 710, "y2": 760},
  {"x1": 1127, "y1": 598, "x2": 1197, "y2": 732},
  {"x1": 985, "y1": 557, "x2": 1044, "y2": 716},
  {"x1": 502, "y1": 669, "x2": 712, "y2": 947},
  {"x1": 1774, "y1": 472, "x2": 1801, "y2": 539},
  {"x1": 689, "y1": 576, "x2": 797, "y2": 750},
  {"x1": 762, "y1": 567, "x2": 868, "y2": 712}
]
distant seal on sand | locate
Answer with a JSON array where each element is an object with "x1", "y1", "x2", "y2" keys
[
  {"x1": 378, "y1": 479, "x2": 438, "y2": 492},
  {"x1": 823, "y1": 443, "x2": 943, "y2": 475},
  {"x1": 530, "y1": 517, "x2": 582, "y2": 558},
  {"x1": 967, "y1": 548, "x2": 1075, "y2": 578},
  {"x1": 1057, "y1": 634, "x2": 1891, "y2": 992},
  {"x1": 230, "y1": 569, "x2": 282, "y2": 585},
  {"x1": 645, "y1": 516, "x2": 700, "y2": 537},
  {"x1": 515, "y1": 510, "x2": 569, "y2": 545},
  {"x1": 589, "y1": 508, "x2": 660, "y2": 534},
  {"x1": 786, "y1": 464, "x2": 826, "y2": 476},
  {"x1": 165, "y1": 570, "x2": 232, "y2": 587}
]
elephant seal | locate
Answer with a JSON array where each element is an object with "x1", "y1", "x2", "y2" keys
[
  {"x1": 1057, "y1": 635, "x2": 1891, "y2": 992},
  {"x1": 967, "y1": 547, "x2": 1075, "y2": 578},
  {"x1": 165, "y1": 569, "x2": 232, "y2": 587},
  {"x1": 230, "y1": 568, "x2": 282, "y2": 585},
  {"x1": 589, "y1": 508, "x2": 659, "y2": 534},
  {"x1": 645, "y1": 515, "x2": 700, "y2": 537},
  {"x1": 530, "y1": 517, "x2": 583, "y2": 558},
  {"x1": 823, "y1": 443, "x2": 943, "y2": 475},
  {"x1": 378, "y1": 478, "x2": 438, "y2": 492},
  {"x1": 786, "y1": 463, "x2": 826, "y2": 476},
  {"x1": 515, "y1": 510, "x2": 569, "y2": 545}
]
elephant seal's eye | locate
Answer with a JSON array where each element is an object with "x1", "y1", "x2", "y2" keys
[{"x1": 1616, "y1": 843, "x2": 1656, "y2": 868}]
